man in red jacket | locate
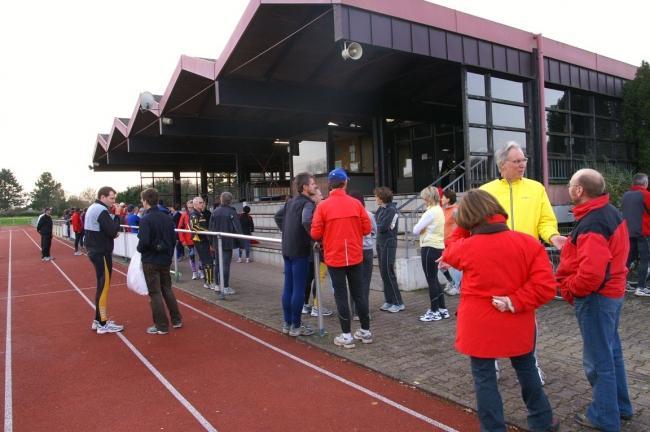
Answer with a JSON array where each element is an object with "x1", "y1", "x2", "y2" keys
[
  {"x1": 311, "y1": 168, "x2": 371, "y2": 348},
  {"x1": 556, "y1": 168, "x2": 633, "y2": 430}
]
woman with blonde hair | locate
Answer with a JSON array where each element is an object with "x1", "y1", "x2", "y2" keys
[
  {"x1": 440, "y1": 189, "x2": 558, "y2": 431},
  {"x1": 412, "y1": 186, "x2": 448, "y2": 322}
]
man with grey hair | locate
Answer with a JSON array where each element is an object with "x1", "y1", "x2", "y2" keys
[
  {"x1": 621, "y1": 172, "x2": 650, "y2": 296},
  {"x1": 209, "y1": 192, "x2": 242, "y2": 294},
  {"x1": 556, "y1": 168, "x2": 633, "y2": 430},
  {"x1": 481, "y1": 141, "x2": 566, "y2": 385}
]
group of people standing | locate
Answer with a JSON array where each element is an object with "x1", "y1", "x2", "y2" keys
[
  {"x1": 35, "y1": 138, "x2": 640, "y2": 431},
  {"x1": 274, "y1": 141, "x2": 634, "y2": 432}
]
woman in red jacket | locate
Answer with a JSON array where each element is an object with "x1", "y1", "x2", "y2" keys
[{"x1": 441, "y1": 190, "x2": 558, "y2": 432}]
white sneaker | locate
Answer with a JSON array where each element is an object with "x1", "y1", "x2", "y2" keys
[
  {"x1": 311, "y1": 306, "x2": 333, "y2": 317},
  {"x1": 420, "y1": 310, "x2": 442, "y2": 322},
  {"x1": 380, "y1": 302, "x2": 392, "y2": 311},
  {"x1": 387, "y1": 304, "x2": 404, "y2": 313},
  {"x1": 635, "y1": 287, "x2": 650, "y2": 297},
  {"x1": 333, "y1": 333, "x2": 355, "y2": 349},
  {"x1": 223, "y1": 287, "x2": 236, "y2": 295},
  {"x1": 246, "y1": 258, "x2": 251, "y2": 263},
  {"x1": 191, "y1": 272, "x2": 199, "y2": 280},
  {"x1": 353, "y1": 329, "x2": 373, "y2": 344},
  {"x1": 237, "y1": 257, "x2": 242, "y2": 263},
  {"x1": 438, "y1": 308, "x2": 451, "y2": 319},
  {"x1": 198, "y1": 270, "x2": 205, "y2": 279},
  {"x1": 74, "y1": 251, "x2": 83, "y2": 256},
  {"x1": 301, "y1": 304, "x2": 311, "y2": 315},
  {"x1": 96, "y1": 321, "x2": 124, "y2": 334},
  {"x1": 446, "y1": 286, "x2": 460, "y2": 296},
  {"x1": 210, "y1": 283, "x2": 221, "y2": 292}
]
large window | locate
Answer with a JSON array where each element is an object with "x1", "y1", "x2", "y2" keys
[
  {"x1": 465, "y1": 71, "x2": 530, "y2": 184},
  {"x1": 292, "y1": 141, "x2": 327, "y2": 175},
  {"x1": 545, "y1": 87, "x2": 630, "y2": 182},
  {"x1": 332, "y1": 132, "x2": 374, "y2": 174}
]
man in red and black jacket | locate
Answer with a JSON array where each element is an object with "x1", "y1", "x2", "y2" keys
[
  {"x1": 621, "y1": 173, "x2": 650, "y2": 296},
  {"x1": 556, "y1": 168, "x2": 633, "y2": 430}
]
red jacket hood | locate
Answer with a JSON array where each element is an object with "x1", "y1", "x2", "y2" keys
[{"x1": 572, "y1": 194, "x2": 610, "y2": 220}]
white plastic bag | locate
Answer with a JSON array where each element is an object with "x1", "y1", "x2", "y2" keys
[{"x1": 127, "y1": 251, "x2": 149, "y2": 296}]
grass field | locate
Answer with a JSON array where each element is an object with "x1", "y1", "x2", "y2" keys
[{"x1": 0, "y1": 216, "x2": 35, "y2": 226}]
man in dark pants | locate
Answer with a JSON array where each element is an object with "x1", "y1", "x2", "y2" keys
[
  {"x1": 311, "y1": 168, "x2": 372, "y2": 349},
  {"x1": 621, "y1": 172, "x2": 650, "y2": 296},
  {"x1": 36, "y1": 207, "x2": 54, "y2": 261},
  {"x1": 84, "y1": 186, "x2": 123, "y2": 334},
  {"x1": 209, "y1": 192, "x2": 242, "y2": 295},
  {"x1": 137, "y1": 188, "x2": 182, "y2": 335}
]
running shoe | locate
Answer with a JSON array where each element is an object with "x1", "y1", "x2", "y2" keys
[
  {"x1": 333, "y1": 333, "x2": 355, "y2": 349},
  {"x1": 438, "y1": 308, "x2": 451, "y2": 319},
  {"x1": 311, "y1": 306, "x2": 333, "y2": 317},
  {"x1": 146, "y1": 325, "x2": 168, "y2": 335},
  {"x1": 352, "y1": 329, "x2": 373, "y2": 344},
  {"x1": 289, "y1": 324, "x2": 314, "y2": 337},
  {"x1": 635, "y1": 287, "x2": 650, "y2": 297},
  {"x1": 301, "y1": 304, "x2": 311, "y2": 315},
  {"x1": 96, "y1": 321, "x2": 124, "y2": 334},
  {"x1": 379, "y1": 302, "x2": 392, "y2": 311},
  {"x1": 419, "y1": 310, "x2": 442, "y2": 322}
]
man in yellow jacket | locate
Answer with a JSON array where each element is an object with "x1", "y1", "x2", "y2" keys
[
  {"x1": 481, "y1": 142, "x2": 566, "y2": 250},
  {"x1": 480, "y1": 141, "x2": 567, "y2": 386}
]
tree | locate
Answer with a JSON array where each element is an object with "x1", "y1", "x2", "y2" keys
[
  {"x1": 30, "y1": 172, "x2": 65, "y2": 213},
  {"x1": 0, "y1": 168, "x2": 25, "y2": 210},
  {"x1": 117, "y1": 185, "x2": 142, "y2": 206},
  {"x1": 622, "y1": 61, "x2": 650, "y2": 172},
  {"x1": 79, "y1": 187, "x2": 96, "y2": 203},
  {"x1": 64, "y1": 195, "x2": 91, "y2": 210}
]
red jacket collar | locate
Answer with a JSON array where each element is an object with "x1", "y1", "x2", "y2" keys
[
  {"x1": 329, "y1": 188, "x2": 346, "y2": 197},
  {"x1": 631, "y1": 185, "x2": 648, "y2": 192},
  {"x1": 572, "y1": 194, "x2": 610, "y2": 220}
]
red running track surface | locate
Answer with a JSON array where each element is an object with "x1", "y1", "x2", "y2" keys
[{"x1": 0, "y1": 226, "x2": 480, "y2": 431}]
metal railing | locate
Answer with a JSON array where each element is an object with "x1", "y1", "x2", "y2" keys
[
  {"x1": 398, "y1": 157, "x2": 487, "y2": 258},
  {"x1": 46, "y1": 220, "x2": 327, "y2": 336}
]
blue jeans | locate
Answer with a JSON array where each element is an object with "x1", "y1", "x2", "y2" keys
[
  {"x1": 470, "y1": 352, "x2": 553, "y2": 432},
  {"x1": 574, "y1": 294, "x2": 632, "y2": 431},
  {"x1": 238, "y1": 239, "x2": 251, "y2": 258},
  {"x1": 282, "y1": 256, "x2": 309, "y2": 327}
]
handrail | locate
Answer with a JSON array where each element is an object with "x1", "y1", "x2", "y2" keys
[{"x1": 396, "y1": 159, "x2": 466, "y2": 212}]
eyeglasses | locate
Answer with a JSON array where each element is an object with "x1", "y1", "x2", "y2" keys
[{"x1": 507, "y1": 158, "x2": 528, "y2": 165}]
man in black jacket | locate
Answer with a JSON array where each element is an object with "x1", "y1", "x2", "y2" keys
[
  {"x1": 137, "y1": 188, "x2": 182, "y2": 335},
  {"x1": 36, "y1": 207, "x2": 54, "y2": 261},
  {"x1": 274, "y1": 173, "x2": 318, "y2": 337},
  {"x1": 84, "y1": 186, "x2": 123, "y2": 334},
  {"x1": 209, "y1": 192, "x2": 242, "y2": 295}
]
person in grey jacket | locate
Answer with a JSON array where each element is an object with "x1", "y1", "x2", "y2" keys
[
  {"x1": 374, "y1": 186, "x2": 404, "y2": 313},
  {"x1": 209, "y1": 192, "x2": 242, "y2": 294}
]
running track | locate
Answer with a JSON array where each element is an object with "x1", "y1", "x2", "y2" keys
[{"x1": 0, "y1": 226, "x2": 480, "y2": 431}]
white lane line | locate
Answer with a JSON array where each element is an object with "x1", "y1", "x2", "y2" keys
[
  {"x1": 46, "y1": 230, "x2": 460, "y2": 431},
  {"x1": 5, "y1": 231, "x2": 12, "y2": 432},
  {"x1": 0, "y1": 286, "x2": 101, "y2": 300},
  {"x1": 21, "y1": 230, "x2": 217, "y2": 432}
]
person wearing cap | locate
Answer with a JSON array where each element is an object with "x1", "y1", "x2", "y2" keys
[
  {"x1": 36, "y1": 207, "x2": 54, "y2": 261},
  {"x1": 311, "y1": 168, "x2": 372, "y2": 348}
]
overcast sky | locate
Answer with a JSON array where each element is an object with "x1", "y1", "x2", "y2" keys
[{"x1": 0, "y1": 0, "x2": 646, "y2": 197}]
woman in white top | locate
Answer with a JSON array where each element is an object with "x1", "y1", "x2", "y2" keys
[{"x1": 412, "y1": 186, "x2": 449, "y2": 322}]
